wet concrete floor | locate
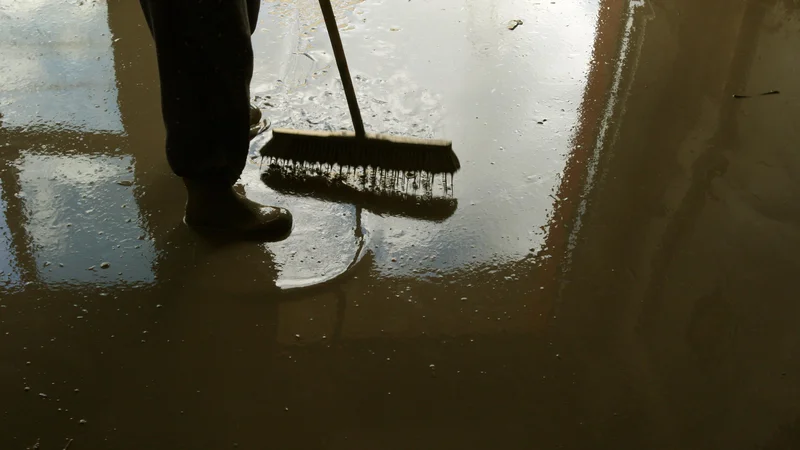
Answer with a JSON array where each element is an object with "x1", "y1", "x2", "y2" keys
[{"x1": 2, "y1": 0, "x2": 800, "y2": 448}]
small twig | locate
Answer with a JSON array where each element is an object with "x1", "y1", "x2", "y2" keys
[
  {"x1": 63, "y1": 438, "x2": 74, "y2": 450},
  {"x1": 733, "y1": 90, "x2": 780, "y2": 99}
]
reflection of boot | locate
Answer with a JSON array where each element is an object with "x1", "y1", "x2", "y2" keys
[
  {"x1": 249, "y1": 104, "x2": 270, "y2": 139},
  {"x1": 183, "y1": 178, "x2": 292, "y2": 241}
]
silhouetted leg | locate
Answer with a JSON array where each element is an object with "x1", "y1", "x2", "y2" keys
[
  {"x1": 139, "y1": 0, "x2": 292, "y2": 240},
  {"x1": 138, "y1": 0, "x2": 253, "y2": 183},
  {"x1": 246, "y1": 0, "x2": 260, "y2": 35}
]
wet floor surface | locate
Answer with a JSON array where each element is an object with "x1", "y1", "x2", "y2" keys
[{"x1": 2, "y1": 0, "x2": 800, "y2": 448}]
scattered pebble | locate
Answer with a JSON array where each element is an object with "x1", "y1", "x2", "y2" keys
[
  {"x1": 79, "y1": 419, "x2": 87, "y2": 425},
  {"x1": 100, "y1": 262, "x2": 111, "y2": 269},
  {"x1": 507, "y1": 19, "x2": 524, "y2": 30}
]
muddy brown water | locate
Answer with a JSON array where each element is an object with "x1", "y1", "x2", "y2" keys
[{"x1": 2, "y1": 0, "x2": 800, "y2": 448}]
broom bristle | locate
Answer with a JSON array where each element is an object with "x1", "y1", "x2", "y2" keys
[
  {"x1": 260, "y1": 128, "x2": 460, "y2": 174},
  {"x1": 261, "y1": 167, "x2": 458, "y2": 222}
]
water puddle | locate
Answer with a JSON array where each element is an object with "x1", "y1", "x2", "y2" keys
[
  {"x1": 13, "y1": 152, "x2": 156, "y2": 287},
  {"x1": 246, "y1": 0, "x2": 600, "y2": 286}
]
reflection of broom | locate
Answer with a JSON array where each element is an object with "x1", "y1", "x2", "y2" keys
[{"x1": 260, "y1": 0, "x2": 460, "y2": 175}]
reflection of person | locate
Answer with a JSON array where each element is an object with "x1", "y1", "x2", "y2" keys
[{"x1": 138, "y1": 0, "x2": 292, "y2": 240}]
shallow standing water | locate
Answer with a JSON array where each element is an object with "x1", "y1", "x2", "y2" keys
[
  {"x1": 2, "y1": 0, "x2": 800, "y2": 448},
  {"x1": 242, "y1": 0, "x2": 597, "y2": 287}
]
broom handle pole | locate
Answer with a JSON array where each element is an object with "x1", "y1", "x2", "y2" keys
[{"x1": 318, "y1": 0, "x2": 366, "y2": 138}]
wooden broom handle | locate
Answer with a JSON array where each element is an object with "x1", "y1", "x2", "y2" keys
[{"x1": 318, "y1": 0, "x2": 366, "y2": 138}]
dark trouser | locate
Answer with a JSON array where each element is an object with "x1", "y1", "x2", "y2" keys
[{"x1": 139, "y1": 0, "x2": 260, "y2": 185}]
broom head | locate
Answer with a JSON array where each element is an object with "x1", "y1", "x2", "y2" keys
[{"x1": 260, "y1": 128, "x2": 460, "y2": 174}]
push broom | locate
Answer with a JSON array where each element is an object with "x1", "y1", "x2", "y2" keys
[{"x1": 260, "y1": 0, "x2": 460, "y2": 175}]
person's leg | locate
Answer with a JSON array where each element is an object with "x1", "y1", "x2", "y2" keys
[
  {"x1": 246, "y1": 0, "x2": 261, "y2": 35},
  {"x1": 245, "y1": 0, "x2": 269, "y2": 136},
  {"x1": 139, "y1": 0, "x2": 291, "y2": 239}
]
